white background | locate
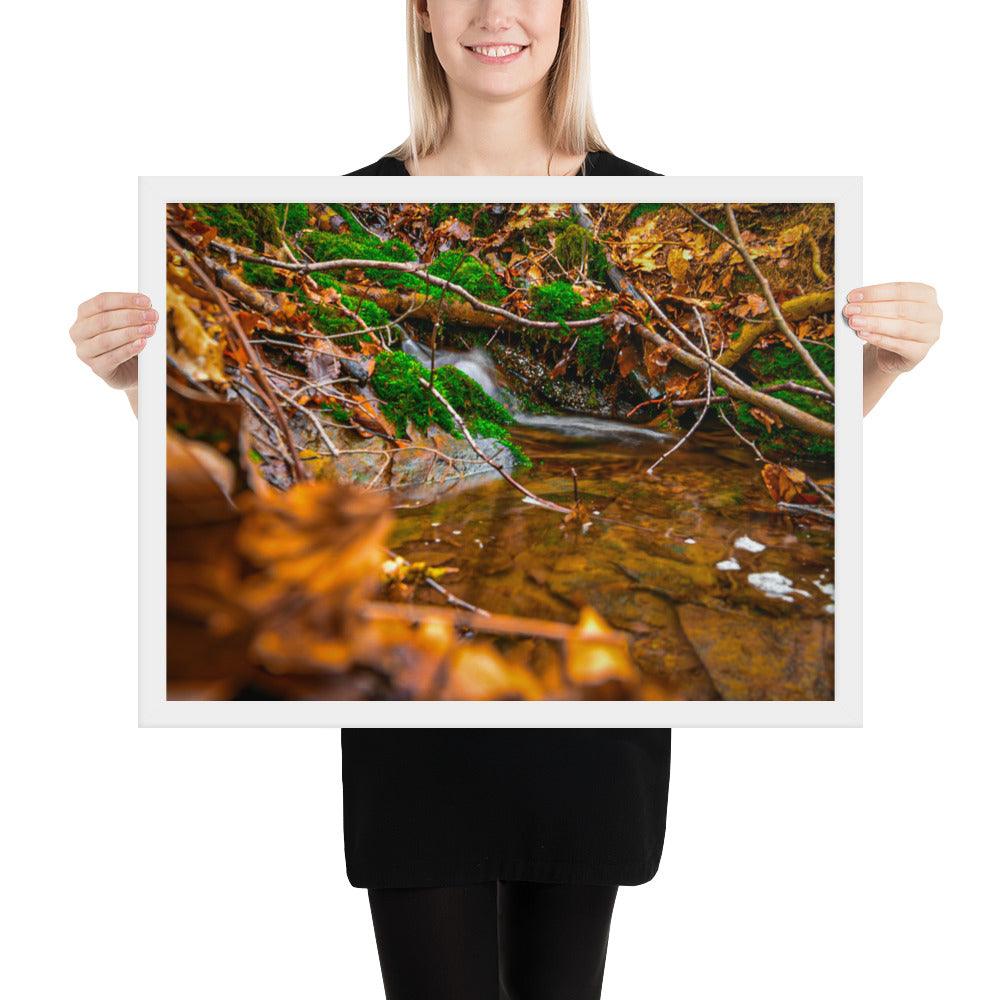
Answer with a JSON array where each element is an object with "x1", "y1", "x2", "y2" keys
[{"x1": 2, "y1": 2, "x2": 996, "y2": 998}]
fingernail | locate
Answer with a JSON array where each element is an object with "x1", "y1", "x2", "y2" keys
[
  {"x1": 142, "y1": 324, "x2": 155, "y2": 336},
  {"x1": 856, "y1": 332, "x2": 869, "y2": 341},
  {"x1": 851, "y1": 317, "x2": 867, "y2": 329},
  {"x1": 848, "y1": 290, "x2": 863, "y2": 302},
  {"x1": 143, "y1": 310, "x2": 157, "y2": 322},
  {"x1": 134, "y1": 294, "x2": 150, "y2": 307},
  {"x1": 843, "y1": 304, "x2": 861, "y2": 316}
]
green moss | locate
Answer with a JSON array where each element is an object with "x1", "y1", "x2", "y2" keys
[
  {"x1": 312, "y1": 273, "x2": 343, "y2": 291},
  {"x1": 190, "y1": 203, "x2": 292, "y2": 250},
  {"x1": 428, "y1": 250, "x2": 506, "y2": 304},
  {"x1": 298, "y1": 296, "x2": 358, "y2": 339},
  {"x1": 552, "y1": 222, "x2": 609, "y2": 283},
  {"x1": 521, "y1": 217, "x2": 609, "y2": 284},
  {"x1": 302, "y1": 231, "x2": 508, "y2": 304},
  {"x1": 273, "y1": 203, "x2": 309, "y2": 234},
  {"x1": 468, "y1": 417, "x2": 530, "y2": 468},
  {"x1": 300, "y1": 229, "x2": 423, "y2": 292},
  {"x1": 342, "y1": 296, "x2": 390, "y2": 331},
  {"x1": 626, "y1": 203, "x2": 666, "y2": 224},
  {"x1": 432, "y1": 365, "x2": 512, "y2": 427},
  {"x1": 320, "y1": 402, "x2": 352, "y2": 422},
  {"x1": 529, "y1": 280, "x2": 584, "y2": 321},
  {"x1": 529, "y1": 282, "x2": 613, "y2": 326},
  {"x1": 731, "y1": 387, "x2": 834, "y2": 461},
  {"x1": 429, "y1": 203, "x2": 503, "y2": 236},
  {"x1": 746, "y1": 340, "x2": 835, "y2": 383},
  {"x1": 289, "y1": 287, "x2": 389, "y2": 346},
  {"x1": 370, "y1": 351, "x2": 528, "y2": 466},
  {"x1": 576, "y1": 324, "x2": 610, "y2": 377},
  {"x1": 525, "y1": 217, "x2": 573, "y2": 241},
  {"x1": 242, "y1": 262, "x2": 287, "y2": 290},
  {"x1": 372, "y1": 351, "x2": 454, "y2": 436},
  {"x1": 327, "y1": 203, "x2": 366, "y2": 234},
  {"x1": 430, "y1": 203, "x2": 477, "y2": 227},
  {"x1": 190, "y1": 204, "x2": 258, "y2": 248}
]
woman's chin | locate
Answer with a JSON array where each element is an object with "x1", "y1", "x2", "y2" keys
[{"x1": 455, "y1": 72, "x2": 540, "y2": 102}]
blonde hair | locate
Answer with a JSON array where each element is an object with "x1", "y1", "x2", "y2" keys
[{"x1": 387, "y1": 0, "x2": 611, "y2": 169}]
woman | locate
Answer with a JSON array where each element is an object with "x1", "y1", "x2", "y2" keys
[{"x1": 69, "y1": 2, "x2": 942, "y2": 998}]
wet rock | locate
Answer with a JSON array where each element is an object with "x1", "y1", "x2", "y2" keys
[
  {"x1": 676, "y1": 604, "x2": 834, "y2": 700},
  {"x1": 293, "y1": 411, "x2": 516, "y2": 492},
  {"x1": 490, "y1": 342, "x2": 646, "y2": 419}
]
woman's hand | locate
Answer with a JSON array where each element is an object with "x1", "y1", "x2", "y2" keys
[
  {"x1": 843, "y1": 281, "x2": 942, "y2": 373},
  {"x1": 843, "y1": 282, "x2": 942, "y2": 414},
  {"x1": 70, "y1": 292, "x2": 158, "y2": 392}
]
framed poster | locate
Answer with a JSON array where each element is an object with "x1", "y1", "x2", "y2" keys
[{"x1": 139, "y1": 176, "x2": 861, "y2": 726}]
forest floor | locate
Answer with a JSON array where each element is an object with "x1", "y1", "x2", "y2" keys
[{"x1": 165, "y1": 200, "x2": 836, "y2": 701}]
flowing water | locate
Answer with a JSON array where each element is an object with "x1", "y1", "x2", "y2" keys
[{"x1": 388, "y1": 341, "x2": 835, "y2": 700}]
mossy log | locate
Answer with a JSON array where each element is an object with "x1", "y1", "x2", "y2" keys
[
  {"x1": 331, "y1": 281, "x2": 521, "y2": 333},
  {"x1": 715, "y1": 290, "x2": 834, "y2": 368}
]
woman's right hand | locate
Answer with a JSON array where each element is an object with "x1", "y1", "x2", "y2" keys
[{"x1": 70, "y1": 292, "x2": 158, "y2": 392}]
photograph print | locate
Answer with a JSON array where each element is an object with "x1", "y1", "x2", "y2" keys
[{"x1": 162, "y1": 198, "x2": 839, "y2": 704}]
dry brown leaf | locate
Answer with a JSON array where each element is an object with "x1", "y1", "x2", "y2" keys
[{"x1": 565, "y1": 607, "x2": 636, "y2": 686}]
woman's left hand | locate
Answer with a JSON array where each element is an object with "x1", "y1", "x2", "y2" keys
[{"x1": 842, "y1": 281, "x2": 942, "y2": 374}]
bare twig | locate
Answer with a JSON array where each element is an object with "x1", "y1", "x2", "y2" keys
[
  {"x1": 679, "y1": 205, "x2": 835, "y2": 397},
  {"x1": 647, "y1": 305, "x2": 715, "y2": 475},
  {"x1": 362, "y1": 601, "x2": 629, "y2": 645},
  {"x1": 635, "y1": 284, "x2": 751, "y2": 389},
  {"x1": 209, "y1": 243, "x2": 608, "y2": 332},
  {"x1": 168, "y1": 230, "x2": 305, "y2": 480},
  {"x1": 777, "y1": 501, "x2": 835, "y2": 520},
  {"x1": 382, "y1": 547, "x2": 490, "y2": 617}
]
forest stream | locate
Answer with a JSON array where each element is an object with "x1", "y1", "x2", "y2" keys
[
  {"x1": 387, "y1": 341, "x2": 835, "y2": 701},
  {"x1": 166, "y1": 199, "x2": 838, "y2": 701}
]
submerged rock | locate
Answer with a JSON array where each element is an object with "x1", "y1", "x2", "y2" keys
[
  {"x1": 490, "y1": 342, "x2": 647, "y2": 419},
  {"x1": 291, "y1": 410, "x2": 516, "y2": 492},
  {"x1": 676, "y1": 604, "x2": 834, "y2": 700}
]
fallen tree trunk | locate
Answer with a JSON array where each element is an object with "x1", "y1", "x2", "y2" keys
[
  {"x1": 635, "y1": 324, "x2": 834, "y2": 438},
  {"x1": 325, "y1": 282, "x2": 517, "y2": 333},
  {"x1": 714, "y1": 290, "x2": 834, "y2": 368}
]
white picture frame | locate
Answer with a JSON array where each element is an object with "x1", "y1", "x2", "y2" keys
[{"x1": 139, "y1": 175, "x2": 862, "y2": 727}]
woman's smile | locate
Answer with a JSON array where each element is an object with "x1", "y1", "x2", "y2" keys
[{"x1": 463, "y1": 42, "x2": 529, "y2": 64}]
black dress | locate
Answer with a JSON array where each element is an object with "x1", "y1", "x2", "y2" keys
[{"x1": 341, "y1": 150, "x2": 672, "y2": 889}]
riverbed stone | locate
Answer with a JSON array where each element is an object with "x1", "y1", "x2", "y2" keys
[
  {"x1": 675, "y1": 604, "x2": 834, "y2": 700},
  {"x1": 292, "y1": 411, "x2": 515, "y2": 491}
]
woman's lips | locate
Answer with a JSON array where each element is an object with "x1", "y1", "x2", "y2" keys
[{"x1": 464, "y1": 43, "x2": 528, "y2": 65}]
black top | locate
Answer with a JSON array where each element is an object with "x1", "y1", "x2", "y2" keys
[
  {"x1": 346, "y1": 149, "x2": 658, "y2": 177},
  {"x1": 341, "y1": 149, "x2": 670, "y2": 889}
]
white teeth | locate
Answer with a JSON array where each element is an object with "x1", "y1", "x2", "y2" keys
[{"x1": 471, "y1": 45, "x2": 523, "y2": 57}]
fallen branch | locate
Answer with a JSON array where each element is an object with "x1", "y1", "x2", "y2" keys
[
  {"x1": 680, "y1": 204, "x2": 835, "y2": 397},
  {"x1": 715, "y1": 290, "x2": 834, "y2": 368},
  {"x1": 167, "y1": 230, "x2": 306, "y2": 480},
  {"x1": 361, "y1": 601, "x2": 628, "y2": 645},
  {"x1": 714, "y1": 401, "x2": 835, "y2": 511},
  {"x1": 634, "y1": 323, "x2": 834, "y2": 438},
  {"x1": 209, "y1": 243, "x2": 608, "y2": 332},
  {"x1": 383, "y1": 548, "x2": 490, "y2": 617},
  {"x1": 646, "y1": 306, "x2": 715, "y2": 475},
  {"x1": 412, "y1": 365, "x2": 570, "y2": 514},
  {"x1": 574, "y1": 204, "x2": 832, "y2": 437}
]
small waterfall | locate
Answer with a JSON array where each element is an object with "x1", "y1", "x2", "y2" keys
[
  {"x1": 401, "y1": 336, "x2": 505, "y2": 402},
  {"x1": 400, "y1": 336, "x2": 673, "y2": 441}
]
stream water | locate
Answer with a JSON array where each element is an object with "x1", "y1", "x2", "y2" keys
[{"x1": 389, "y1": 341, "x2": 835, "y2": 700}]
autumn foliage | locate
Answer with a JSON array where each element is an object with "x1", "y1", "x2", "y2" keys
[{"x1": 165, "y1": 200, "x2": 835, "y2": 701}]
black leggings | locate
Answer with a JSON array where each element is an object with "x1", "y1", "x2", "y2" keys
[{"x1": 367, "y1": 880, "x2": 619, "y2": 1000}]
